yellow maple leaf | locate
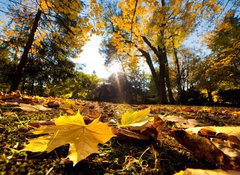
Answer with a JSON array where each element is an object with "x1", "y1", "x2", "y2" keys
[
  {"x1": 23, "y1": 111, "x2": 115, "y2": 165},
  {"x1": 118, "y1": 108, "x2": 151, "y2": 127}
]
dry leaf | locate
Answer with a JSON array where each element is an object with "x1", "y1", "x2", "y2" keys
[
  {"x1": 60, "y1": 99, "x2": 76, "y2": 109},
  {"x1": 174, "y1": 168, "x2": 240, "y2": 175},
  {"x1": 161, "y1": 115, "x2": 202, "y2": 128},
  {"x1": 172, "y1": 130, "x2": 240, "y2": 170},
  {"x1": 22, "y1": 111, "x2": 115, "y2": 165},
  {"x1": 118, "y1": 108, "x2": 151, "y2": 127},
  {"x1": 186, "y1": 126, "x2": 240, "y2": 140},
  {"x1": 112, "y1": 128, "x2": 150, "y2": 140},
  {"x1": 18, "y1": 103, "x2": 52, "y2": 112}
]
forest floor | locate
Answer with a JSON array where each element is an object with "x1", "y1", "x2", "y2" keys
[{"x1": 0, "y1": 92, "x2": 240, "y2": 175}]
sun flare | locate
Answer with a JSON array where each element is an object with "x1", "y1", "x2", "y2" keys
[{"x1": 106, "y1": 62, "x2": 122, "y2": 75}]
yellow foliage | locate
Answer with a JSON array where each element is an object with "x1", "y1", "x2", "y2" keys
[
  {"x1": 23, "y1": 111, "x2": 115, "y2": 165},
  {"x1": 118, "y1": 108, "x2": 151, "y2": 127}
]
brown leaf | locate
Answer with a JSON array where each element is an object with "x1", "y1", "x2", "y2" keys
[
  {"x1": 172, "y1": 130, "x2": 240, "y2": 170},
  {"x1": 152, "y1": 117, "x2": 165, "y2": 141},
  {"x1": 47, "y1": 101, "x2": 60, "y2": 108},
  {"x1": 198, "y1": 127, "x2": 216, "y2": 138},
  {"x1": 182, "y1": 107, "x2": 194, "y2": 113},
  {"x1": 174, "y1": 168, "x2": 240, "y2": 175},
  {"x1": 29, "y1": 121, "x2": 55, "y2": 128},
  {"x1": 18, "y1": 104, "x2": 52, "y2": 112},
  {"x1": 112, "y1": 128, "x2": 150, "y2": 140}
]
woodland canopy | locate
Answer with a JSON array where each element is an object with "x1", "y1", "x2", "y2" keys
[{"x1": 0, "y1": 0, "x2": 239, "y2": 106}]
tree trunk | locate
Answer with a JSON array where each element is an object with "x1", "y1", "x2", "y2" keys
[
  {"x1": 9, "y1": 9, "x2": 42, "y2": 92},
  {"x1": 157, "y1": 0, "x2": 174, "y2": 104},
  {"x1": 30, "y1": 78, "x2": 34, "y2": 95},
  {"x1": 158, "y1": 46, "x2": 174, "y2": 104},
  {"x1": 165, "y1": 60, "x2": 175, "y2": 104},
  {"x1": 207, "y1": 89, "x2": 214, "y2": 105},
  {"x1": 173, "y1": 47, "x2": 182, "y2": 103},
  {"x1": 141, "y1": 36, "x2": 167, "y2": 104},
  {"x1": 21, "y1": 77, "x2": 25, "y2": 93},
  {"x1": 158, "y1": 56, "x2": 168, "y2": 104},
  {"x1": 138, "y1": 48, "x2": 166, "y2": 104}
]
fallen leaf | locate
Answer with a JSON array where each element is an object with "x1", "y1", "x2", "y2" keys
[
  {"x1": 80, "y1": 104, "x2": 101, "y2": 119},
  {"x1": 118, "y1": 108, "x2": 151, "y2": 127},
  {"x1": 112, "y1": 128, "x2": 150, "y2": 140},
  {"x1": 47, "y1": 101, "x2": 60, "y2": 108},
  {"x1": 182, "y1": 107, "x2": 194, "y2": 113},
  {"x1": 60, "y1": 99, "x2": 75, "y2": 109},
  {"x1": 3, "y1": 102, "x2": 19, "y2": 107},
  {"x1": 186, "y1": 126, "x2": 240, "y2": 140},
  {"x1": 64, "y1": 108, "x2": 76, "y2": 115},
  {"x1": 161, "y1": 115, "x2": 202, "y2": 128},
  {"x1": 172, "y1": 130, "x2": 240, "y2": 170},
  {"x1": 18, "y1": 103, "x2": 52, "y2": 112},
  {"x1": 22, "y1": 111, "x2": 115, "y2": 165},
  {"x1": 151, "y1": 116, "x2": 165, "y2": 141},
  {"x1": 174, "y1": 168, "x2": 240, "y2": 175},
  {"x1": 28, "y1": 121, "x2": 55, "y2": 128}
]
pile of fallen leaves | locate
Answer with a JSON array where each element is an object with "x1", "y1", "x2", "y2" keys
[{"x1": 0, "y1": 91, "x2": 240, "y2": 174}]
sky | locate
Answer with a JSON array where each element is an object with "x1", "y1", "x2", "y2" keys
[{"x1": 73, "y1": 35, "x2": 121, "y2": 79}]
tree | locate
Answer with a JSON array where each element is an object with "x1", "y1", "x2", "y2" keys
[
  {"x1": 206, "y1": 12, "x2": 240, "y2": 86},
  {"x1": 189, "y1": 58, "x2": 218, "y2": 104},
  {"x1": 100, "y1": 42, "x2": 150, "y2": 103},
  {"x1": 0, "y1": 0, "x2": 91, "y2": 92},
  {"x1": 0, "y1": 44, "x2": 16, "y2": 91},
  {"x1": 96, "y1": 71, "x2": 149, "y2": 103},
  {"x1": 95, "y1": 0, "x2": 221, "y2": 104},
  {"x1": 47, "y1": 71, "x2": 100, "y2": 100},
  {"x1": 169, "y1": 47, "x2": 200, "y2": 103}
]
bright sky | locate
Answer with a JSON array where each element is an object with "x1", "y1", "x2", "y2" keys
[{"x1": 73, "y1": 35, "x2": 121, "y2": 79}]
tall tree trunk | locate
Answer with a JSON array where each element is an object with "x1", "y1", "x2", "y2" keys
[
  {"x1": 158, "y1": 46, "x2": 174, "y2": 104},
  {"x1": 138, "y1": 48, "x2": 166, "y2": 104},
  {"x1": 173, "y1": 47, "x2": 182, "y2": 103},
  {"x1": 165, "y1": 61, "x2": 175, "y2": 104},
  {"x1": 141, "y1": 36, "x2": 167, "y2": 104},
  {"x1": 38, "y1": 80, "x2": 44, "y2": 96},
  {"x1": 9, "y1": 9, "x2": 42, "y2": 92},
  {"x1": 30, "y1": 78, "x2": 34, "y2": 95},
  {"x1": 158, "y1": 0, "x2": 174, "y2": 104},
  {"x1": 158, "y1": 55, "x2": 168, "y2": 104},
  {"x1": 207, "y1": 89, "x2": 214, "y2": 105},
  {"x1": 21, "y1": 77, "x2": 25, "y2": 93}
]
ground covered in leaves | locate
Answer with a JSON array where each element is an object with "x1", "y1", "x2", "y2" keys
[{"x1": 0, "y1": 92, "x2": 240, "y2": 175}]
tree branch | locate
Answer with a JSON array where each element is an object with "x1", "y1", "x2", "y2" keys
[
  {"x1": 141, "y1": 35, "x2": 161, "y2": 58},
  {"x1": 130, "y1": 0, "x2": 138, "y2": 41}
]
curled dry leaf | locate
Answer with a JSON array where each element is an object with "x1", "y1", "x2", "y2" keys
[
  {"x1": 172, "y1": 130, "x2": 240, "y2": 170},
  {"x1": 47, "y1": 101, "x2": 60, "y2": 108},
  {"x1": 28, "y1": 121, "x2": 55, "y2": 128},
  {"x1": 118, "y1": 108, "x2": 151, "y2": 128},
  {"x1": 174, "y1": 168, "x2": 240, "y2": 175},
  {"x1": 112, "y1": 128, "x2": 150, "y2": 140},
  {"x1": 186, "y1": 126, "x2": 240, "y2": 140},
  {"x1": 185, "y1": 126, "x2": 240, "y2": 163}
]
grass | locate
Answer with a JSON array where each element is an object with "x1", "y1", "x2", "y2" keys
[{"x1": 0, "y1": 102, "x2": 239, "y2": 175}]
